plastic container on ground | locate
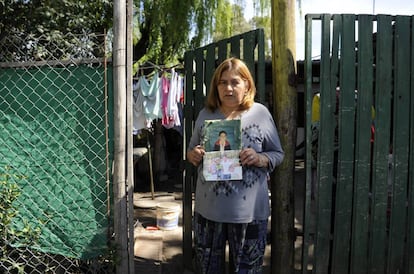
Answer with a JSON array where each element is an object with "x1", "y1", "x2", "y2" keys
[{"x1": 156, "y1": 202, "x2": 181, "y2": 230}]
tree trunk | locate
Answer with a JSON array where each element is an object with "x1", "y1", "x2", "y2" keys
[{"x1": 270, "y1": 0, "x2": 297, "y2": 273}]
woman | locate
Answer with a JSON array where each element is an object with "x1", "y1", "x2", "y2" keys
[{"x1": 187, "y1": 57, "x2": 284, "y2": 273}]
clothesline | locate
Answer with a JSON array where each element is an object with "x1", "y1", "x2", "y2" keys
[
  {"x1": 133, "y1": 61, "x2": 184, "y2": 80},
  {"x1": 138, "y1": 61, "x2": 183, "y2": 70},
  {"x1": 133, "y1": 67, "x2": 184, "y2": 136},
  {"x1": 132, "y1": 62, "x2": 185, "y2": 195}
]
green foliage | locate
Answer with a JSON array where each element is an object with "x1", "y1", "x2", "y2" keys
[
  {"x1": 213, "y1": 3, "x2": 252, "y2": 42},
  {"x1": 1, "y1": 0, "x2": 282, "y2": 67},
  {"x1": 250, "y1": 15, "x2": 272, "y2": 59},
  {"x1": 0, "y1": 171, "x2": 20, "y2": 238},
  {"x1": 0, "y1": 165, "x2": 118, "y2": 273},
  {"x1": 0, "y1": 0, "x2": 112, "y2": 61},
  {"x1": 213, "y1": 0, "x2": 234, "y2": 41},
  {"x1": 132, "y1": 0, "x2": 273, "y2": 65},
  {"x1": 255, "y1": 0, "x2": 271, "y2": 16},
  {"x1": 0, "y1": 0, "x2": 112, "y2": 39},
  {"x1": 0, "y1": 167, "x2": 41, "y2": 273},
  {"x1": 132, "y1": 0, "x2": 219, "y2": 65}
]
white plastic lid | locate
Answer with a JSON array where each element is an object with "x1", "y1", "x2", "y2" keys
[{"x1": 156, "y1": 202, "x2": 180, "y2": 210}]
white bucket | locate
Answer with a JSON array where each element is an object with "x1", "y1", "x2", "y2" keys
[{"x1": 156, "y1": 202, "x2": 180, "y2": 230}]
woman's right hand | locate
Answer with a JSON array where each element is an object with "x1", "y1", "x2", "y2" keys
[{"x1": 187, "y1": 145, "x2": 205, "y2": 166}]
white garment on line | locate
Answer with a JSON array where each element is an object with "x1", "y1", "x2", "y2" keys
[
  {"x1": 163, "y1": 69, "x2": 182, "y2": 129},
  {"x1": 133, "y1": 73, "x2": 162, "y2": 134},
  {"x1": 133, "y1": 69, "x2": 184, "y2": 135}
]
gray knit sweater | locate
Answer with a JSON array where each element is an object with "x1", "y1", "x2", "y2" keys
[{"x1": 188, "y1": 103, "x2": 284, "y2": 223}]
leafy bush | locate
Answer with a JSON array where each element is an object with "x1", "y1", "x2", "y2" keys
[{"x1": 0, "y1": 166, "x2": 41, "y2": 273}]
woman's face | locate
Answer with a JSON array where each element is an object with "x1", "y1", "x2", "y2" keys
[{"x1": 217, "y1": 69, "x2": 248, "y2": 109}]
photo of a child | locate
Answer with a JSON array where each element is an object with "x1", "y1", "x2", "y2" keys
[
  {"x1": 202, "y1": 119, "x2": 242, "y2": 181},
  {"x1": 213, "y1": 130, "x2": 231, "y2": 152}
]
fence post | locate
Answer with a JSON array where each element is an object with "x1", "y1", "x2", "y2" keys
[
  {"x1": 113, "y1": 0, "x2": 129, "y2": 273},
  {"x1": 271, "y1": 0, "x2": 297, "y2": 273},
  {"x1": 126, "y1": 0, "x2": 135, "y2": 272}
]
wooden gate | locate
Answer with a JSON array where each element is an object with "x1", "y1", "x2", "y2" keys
[
  {"x1": 182, "y1": 29, "x2": 266, "y2": 271},
  {"x1": 303, "y1": 14, "x2": 414, "y2": 273}
]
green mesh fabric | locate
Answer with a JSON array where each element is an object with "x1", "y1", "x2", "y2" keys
[{"x1": 0, "y1": 65, "x2": 113, "y2": 259}]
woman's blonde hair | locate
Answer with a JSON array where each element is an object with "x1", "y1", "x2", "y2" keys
[{"x1": 205, "y1": 57, "x2": 256, "y2": 111}]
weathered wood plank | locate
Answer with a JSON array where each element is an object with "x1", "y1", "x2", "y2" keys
[
  {"x1": 350, "y1": 14, "x2": 374, "y2": 274},
  {"x1": 331, "y1": 14, "x2": 356, "y2": 274},
  {"x1": 369, "y1": 14, "x2": 393, "y2": 274},
  {"x1": 243, "y1": 30, "x2": 256, "y2": 80},
  {"x1": 387, "y1": 15, "x2": 411, "y2": 274},
  {"x1": 302, "y1": 14, "x2": 315, "y2": 274},
  {"x1": 205, "y1": 44, "x2": 216, "y2": 100},
  {"x1": 256, "y1": 29, "x2": 266, "y2": 104},
  {"x1": 183, "y1": 50, "x2": 196, "y2": 271},
  {"x1": 217, "y1": 39, "x2": 228, "y2": 63},
  {"x1": 407, "y1": 15, "x2": 414, "y2": 274},
  {"x1": 230, "y1": 36, "x2": 241, "y2": 58},
  {"x1": 314, "y1": 14, "x2": 336, "y2": 274}
]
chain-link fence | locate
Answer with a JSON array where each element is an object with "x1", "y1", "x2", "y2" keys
[{"x1": 0, "y1": 32, "x2": 115, "y2": 273}]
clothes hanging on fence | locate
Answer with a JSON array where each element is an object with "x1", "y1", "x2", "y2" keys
[
  {"x1": 161, "y1": 68, "x2": 183, "y2": 129},
  {"x1": 133, "y1": 68, "x2": 184, "y2": 135}
]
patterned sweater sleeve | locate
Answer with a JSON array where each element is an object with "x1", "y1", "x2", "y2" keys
[
  {"x1": 187, "y1": 108, "x2": 207, "y2": 151},
  {"x1": 259, "y1": 105, "x2": 284, "y2": 171}
]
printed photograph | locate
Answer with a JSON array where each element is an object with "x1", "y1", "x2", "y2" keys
[{"x1": 202, "y1": 119, "x2": 242, "y2": 181}]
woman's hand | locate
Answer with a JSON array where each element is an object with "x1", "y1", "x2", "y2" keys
[
  {"x1": 240, "y1": 147, "x2": 267, "y2": 168},
  {"x1": 187, "y1": 145, "x2": 205, "y2": 167}
]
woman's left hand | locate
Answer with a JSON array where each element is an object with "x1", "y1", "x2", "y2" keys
[{"x1": 240, "y1": 147, "x2": 260, "y2": 167}]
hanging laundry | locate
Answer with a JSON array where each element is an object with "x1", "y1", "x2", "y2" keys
[
  {"x1": 161, "y1": 69, "x2": 184, "y2": 129},
  {"x1": 172, "y1": 73, "x2": 184, "y2": 135},
  {"x1": 133, "y1": 72, "x2": 162, "y2": 134},
  {"x1": 133, "y1": 80, "x2": 146, "y2": 134},
  {"x1": 141, "y1": 72, "x2": 162, "y2": 123},
  {"x1": 161, "y1": 73, "x2": 170, "y2": 127}
]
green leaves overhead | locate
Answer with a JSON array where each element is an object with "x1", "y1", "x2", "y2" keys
[
  {"x1": 1, "y1": 0, "x2": 279, "y2": 64},
  {"x1": 0, "y1": 0, "x2": 113, "y2": 39},
  {"x1": 133, "y1": 0, "x2": 219, "y2": 65}
]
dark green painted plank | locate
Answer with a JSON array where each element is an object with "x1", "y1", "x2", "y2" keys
[
  {"x1": 330, "y1": 15, "x2": 341, "y2": 88},
  {"x1": 331, "y1": 14, "x2": 356, "y2": 274},
  {"x1": 369, "y1": 15, "x2": 393, "y2": 273},
  {"x1": 183, "y1": 50, "x2": 195, "y2": 270},
  {"x1": 302, "y1": 14, "x2": 414, "y2": 274},
  {"x1": 350, "y1": 14, "x2": 374, "y2": 274},
  {"x1": 256, "y1": 29, "x2": 266, "y2": 104},
  {"x1": 242, "y1": 31, "x2": 256, "y2": 79},
  {"x1": 408, "y1": 16, "x2": 414, "y2": 274},
  {"x1": 408, "y1": 15, "x2": 414, "y2": 274},
  {"x1": 387, "y1": 15, "x2": 411, "y2": 274},
  {"x1": 217, "y1": 39, "x2": 228, "y2": 63},
  {"x1": 195, "y1": 49, "x2": 206, "y2": 116},
  {"x1": 302, "y1": 14, "x2": 315, "y2": 274},
  {"x1": 184, "y1": 50, "x2": 196, "y2": 148},
  {"x1": 230, "y1": 37, "x2": 241, "y2": 58},
  {"x1": 205, "y1": 44, "x2": 216, "y2": 102},
  {"x1": 314, "y1": 14, "x2": 336, "y2": 274}
]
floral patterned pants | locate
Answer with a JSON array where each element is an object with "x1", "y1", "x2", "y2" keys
[{"x1": 193, "y1": 212, "x2": 268, "y2": 274}]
